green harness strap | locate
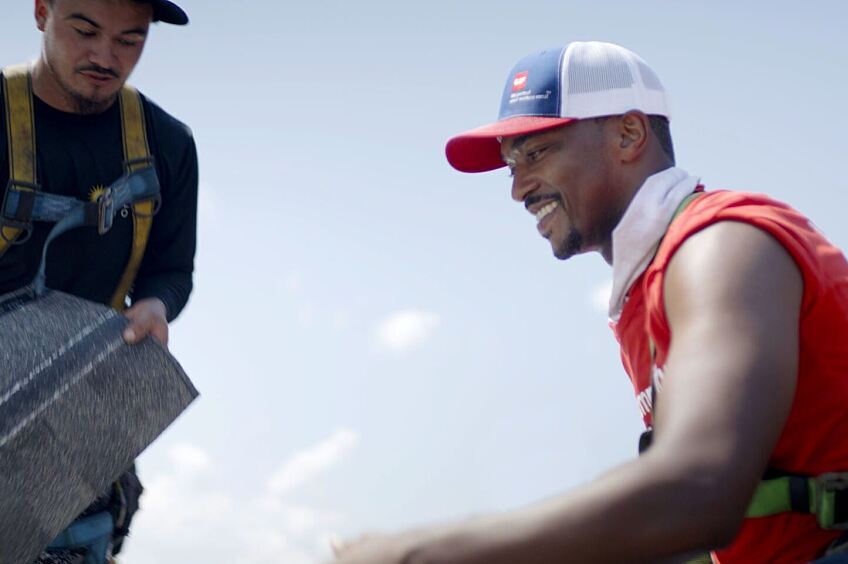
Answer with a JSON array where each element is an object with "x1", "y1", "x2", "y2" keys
[
  {"x1": 747, "y1": 473, "x2": 848, "y2": 529},
  {"x1": 1, "y1": 65, "x2": 155, "y2": 311}
]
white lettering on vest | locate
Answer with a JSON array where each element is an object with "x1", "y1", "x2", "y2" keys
[{"x1": 636, "y1": 364, "x2": 666, "y2": 418}]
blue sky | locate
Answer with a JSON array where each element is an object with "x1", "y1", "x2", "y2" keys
[{"x1": 3, "y1": 1, "x2": 848, "y2": 562}]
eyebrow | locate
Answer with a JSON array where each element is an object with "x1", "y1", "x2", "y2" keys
[
  {"x1": 501, "y1": 134, "x2": 530, "y2": 162},
  {"x1": 67, "y1": 13, "x2": 148, "y2": 36},
  {"x1": 509, "y1": 135, "x2": 530, "y2": 152}
]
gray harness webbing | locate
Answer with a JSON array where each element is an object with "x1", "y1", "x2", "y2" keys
[{"x1": 1, "y1": 167, "x2": 160, "y2": 295}]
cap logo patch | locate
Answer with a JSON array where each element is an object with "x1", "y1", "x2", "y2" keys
[{"x1": 512, "y1": 71, "x2": 529, "y2": 92}]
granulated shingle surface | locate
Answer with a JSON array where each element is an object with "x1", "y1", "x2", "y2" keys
[{"x1": 0, "y1": 288, "x2": 198, "y2": 563}]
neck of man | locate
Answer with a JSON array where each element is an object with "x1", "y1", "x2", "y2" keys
[{"x1": 31, "y1": 57, "x2": 117, "y2": 115}]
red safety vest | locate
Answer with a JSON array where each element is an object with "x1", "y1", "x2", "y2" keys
[{"x1": 611, "y1": 190, "x2": 848, "y2": 563}]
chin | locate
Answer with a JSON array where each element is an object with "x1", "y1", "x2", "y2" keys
[
  {"x1": 55, "y1": 72, "x2": 119, "y2": 113},
  {"x1": 552, "y1": 230, "x2": 583, "y2": 260},
  {"x1": 553, "y1": 247, "x2": 577, "y2": 261},
  {"x1": 74, "y1": 82, "x2": 119, "y2": 103},
  {"x1": 70, "y1": 87, "x2": 119, "y2": 114}
]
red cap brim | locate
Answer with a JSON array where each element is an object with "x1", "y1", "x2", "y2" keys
[{"x1": 445, "y1": 116, "x2": 576, "y2": 173}]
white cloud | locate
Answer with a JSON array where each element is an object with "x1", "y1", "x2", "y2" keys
[
  {"x1": 170, "y1": 443, "x2": 212, "y2": 475},
  {"x1": 268, "y1": 429, "x2": 360, "y2": 495},
  {"x1": 590, "y1": 280, "x2": 612, "y2": 314},
  {"x1": 374, "y1": 310, "x2": 440, "y2": 353},
  {"x1": 126, "y1": 432, "x2": 359, "y2": 564}
]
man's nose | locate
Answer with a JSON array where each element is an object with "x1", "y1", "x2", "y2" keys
[
  {"x1": 511, "y1": 171, "x2": 538, "y2": 203},
  {"x1": 88, "y1": 40, "x2": 117, "y2": 71}
]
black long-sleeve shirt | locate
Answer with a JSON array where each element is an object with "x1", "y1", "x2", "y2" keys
[{"x1": 0, "y1": 85, "x2": 197, "y2": 320}]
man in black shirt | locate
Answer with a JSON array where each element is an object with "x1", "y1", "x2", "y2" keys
[{"x1": 1, "y1": 0, "x2": 198, "y2": 561}]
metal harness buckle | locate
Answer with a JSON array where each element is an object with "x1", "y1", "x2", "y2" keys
[
  {"x1": 96, "y1": 187, "x2": 114, "y2": 235},
  {"x1": 814, "y1": 473, "x2": 848, "y2": 529}
]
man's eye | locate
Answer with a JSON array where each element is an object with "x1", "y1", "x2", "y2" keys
[
  {"x1": 118, "y1": 39, "x2": 138, "y2": 47},
  {"x1": 75, "y1": 28, "x2": 96, "y2": 38},
  {"x1": 527, "y1": 147, "x2": 546, "y2": 162}
]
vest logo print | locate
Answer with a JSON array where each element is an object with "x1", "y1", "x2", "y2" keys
[
  {"x1": 637, "y1": 364, "x2": 666, "y2": 420},
  {"x1": 512, "y1": 71, "x2": 529, "y2": 92}
]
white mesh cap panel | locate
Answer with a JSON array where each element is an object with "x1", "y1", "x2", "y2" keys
[
  {"x1": 566, "y1": 42, "x2": 635, "y2": 95},
  {"x1": 559, "y1": 41, "x2": 670, "y2": 120},
  {"x1": 637, "y1": 61, "x2": 664, "y2": 91}
]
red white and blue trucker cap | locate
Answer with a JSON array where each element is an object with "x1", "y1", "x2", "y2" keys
[
  {"x1": 445, "y1": 41, "x2": 670, "y2": 173},
  {"x1": 147, "y1": 0, "x2": 189, "y2": 25}
]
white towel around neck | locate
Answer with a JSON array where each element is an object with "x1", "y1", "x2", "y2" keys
[{"x1": 608, "y1": 167, "x2": 701, "y2": 321}]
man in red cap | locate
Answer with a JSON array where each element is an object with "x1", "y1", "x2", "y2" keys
[
  {"x1": 334, "y1": 42, "x2": 848, "y2": 563},
  {"x1": 1, "y1": 0, "x2": 196, "y2": 561}
]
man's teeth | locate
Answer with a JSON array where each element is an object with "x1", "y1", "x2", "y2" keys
[{"x1": 535, "y1": 202, "x2": 558, "y2": 223}]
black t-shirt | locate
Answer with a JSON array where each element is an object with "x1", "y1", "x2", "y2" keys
[{"x1": 0, "y1": 83, "x2": 197, "y2": 321}]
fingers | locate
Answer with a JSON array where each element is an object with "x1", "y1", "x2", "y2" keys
[
  {"x1": 150, "y1": 318, "x2": 169, "y2": 347},
  {"x1": 122, "y1": 299, "x2": 169, "y2": 347},
  {"x1": 122, "y1": 317, "x2": 169, "y2": 347},
  {"x1": 122, "y1": 325, "x2": 137, "y2": 344},
  {"x1": 122, "y1": 317, "x2": 142, "y2": 345}
]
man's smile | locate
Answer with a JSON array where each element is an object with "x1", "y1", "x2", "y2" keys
[
  {"x1": 524, "y1": 194, "x2": 563, "y2": 235},
  {"x1": 535, "y1": 201, "x2": 558, "y2": 224}
]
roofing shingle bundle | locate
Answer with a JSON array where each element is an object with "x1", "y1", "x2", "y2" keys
[{"x1": 0, "y1": 287, "x2": 198, "y2": 562}]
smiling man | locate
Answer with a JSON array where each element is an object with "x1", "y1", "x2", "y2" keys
[
  {"x1": 1, "y1": 0, "x2": 197, "y2": 562},
  {"x1": 333, "y1": 42, "x2": 848, "y2": 563}
]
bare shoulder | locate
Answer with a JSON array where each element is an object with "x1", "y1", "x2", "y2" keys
[{"x1": 664, "y1": 220, "x2": 802, "y2": 323}]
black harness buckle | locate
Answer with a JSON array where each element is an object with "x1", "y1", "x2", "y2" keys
[{"x1": 815, "y1": 473, "x2": 848, "y2": 529}]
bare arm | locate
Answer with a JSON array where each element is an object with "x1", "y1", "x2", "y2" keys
[{"x1": 335, "y1": 221, "x2": 802, "y2": 564}]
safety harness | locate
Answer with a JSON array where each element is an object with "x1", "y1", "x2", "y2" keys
[
  {"x1": 1, "y1": 64, "x2": 160, "y2": 558},
  {"x1": 639, "y1": 192, "x2": 848, "y2": 534},
  {"x1": 1, "y1": 63, "x2": 159, "y2": 310}
]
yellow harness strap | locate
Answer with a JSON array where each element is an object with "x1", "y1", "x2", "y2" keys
[
  {"x1": 1, "y1": 65, "x2": 155, "y2": 310},
  {"x1": 1, "y1": 64, "x2": 37, "y2": 258},
  {"x1": 110, "y1": 86, "x2": 155, "y2": 311}
]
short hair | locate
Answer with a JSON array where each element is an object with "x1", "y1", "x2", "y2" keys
[{"x1": 648, "y1": 115, "x2": 675, "y2": 164}]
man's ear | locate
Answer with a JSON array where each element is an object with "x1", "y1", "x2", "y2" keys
[
  {"x1": 617, "y1": 111, "x2": 650, "y2": 163},
  {"x1": 34, "y1": 0, "x2": 49, "y2": 32}
]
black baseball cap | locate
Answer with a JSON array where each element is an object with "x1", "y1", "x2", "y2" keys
[{"x1": 147, "y1": 0, "x2": 189, "y2": 25}]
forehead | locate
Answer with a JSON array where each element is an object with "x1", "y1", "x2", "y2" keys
[
  {"x1": 500, "y1": 119, "x2": 607, "y2": 163},
  {"x1": 53, "y1": 0, "x2": 153, "y2": 25},
  {"x1": 500, "y1": 126, "x2": 567, "y2": 161}
]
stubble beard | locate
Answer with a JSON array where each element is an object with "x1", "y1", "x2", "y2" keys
[
  {"x1": 553, "y1": 230, "x2": 583, "y2": 261},
  {"x1": 45, "y1": 55, "x2": 117, "y2": 115}
]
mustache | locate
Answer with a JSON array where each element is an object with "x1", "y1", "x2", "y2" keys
[
  {"x1": 76, "y1": 64, "x2": 119, "y2": 79},
  {"x1": 524, "y1": 193, "x2": 562, "y2": 211}
]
